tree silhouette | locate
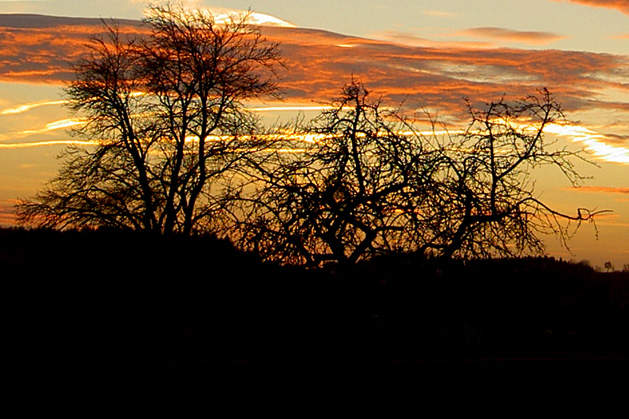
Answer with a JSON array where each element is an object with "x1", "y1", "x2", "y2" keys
[
  {"x1": 417, "y1": 89, "x2": 606, "y2": 259},
  {"x1": 233, "y1": 81, "x2": 437, "y2": 266},
  {"x1": 16, "y1": 3, "x2": 283, "y2": 235},
  {"x1": 234, "y1": 82, "x2": 604, "y2": 265}
]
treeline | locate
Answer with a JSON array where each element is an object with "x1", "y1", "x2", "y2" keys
[{"x1": 1, "y1": 227, "x2": 628, "y2": 366}]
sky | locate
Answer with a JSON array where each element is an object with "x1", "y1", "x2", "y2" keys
[{"x1": 0, "y1": 0, "x2": 629, "y2": 268}]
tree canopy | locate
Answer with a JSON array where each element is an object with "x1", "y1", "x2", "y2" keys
[{"x1": 16, "y1": 3, "x2": 283, "y2": 235}]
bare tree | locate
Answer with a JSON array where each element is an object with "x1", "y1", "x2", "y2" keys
[
  {"x1": 418, "y1": 90, "x2": 607, "y2": 259},
  {"x1": 16, "y1": 3, "x2": 283, "y2": 235},
  {"x1": 234, "y1": 82, "x2": 604, "y2": 265},
  {"x1": 234, "y1": 81, "x2": 440, "y2": 266}
]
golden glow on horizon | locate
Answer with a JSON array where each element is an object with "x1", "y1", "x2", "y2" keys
[
  {"x1": 3, "y1": 117, "x2": 629, "y2": 167},
  {"x1": 2, "y1": 99, "x2": 629, "y2": 166}
]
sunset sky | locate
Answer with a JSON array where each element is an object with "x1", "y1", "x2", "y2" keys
[{"x1": 0, "y1": 0, "x2": 628, "y2": 268}]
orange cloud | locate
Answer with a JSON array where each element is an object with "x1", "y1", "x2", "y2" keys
[
  {"x1": 260, "y1": 26, "x2": 629, "y2": 122},
  {"x1": 553, "y1": 0, "x2": 629, "y2": 14},
  {"x1": 569, "y1": 186, "x2": 629, "y2": 194},
  {"x1": 0, "y1": 15, "x2": 145, "y2": 84},
  {"x1": 1, "y1": 14, "x2": 628, "y2": 154},
  {"x1": 373, "y1": 30, "x2": 495, "y2": 49},
  {"x1": 455, "y1": 27, "x2": 566, "y2": 45},
  {"x1": 1, "y1": 15, "x2": 626, "y2": 114}
]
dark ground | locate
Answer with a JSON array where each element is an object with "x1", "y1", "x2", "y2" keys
[{"x1": 2, "y1": 227, "x2": 629, "y2": 381}]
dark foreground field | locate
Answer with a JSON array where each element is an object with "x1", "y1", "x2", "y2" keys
[{"x1": 2, "y1": 227, "x2": 629, "y2": 380}]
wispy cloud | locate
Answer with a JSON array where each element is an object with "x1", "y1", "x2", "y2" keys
[
  {"x1": 545, "y1": 123, "x2": 629, "y2": 164},
  {"x1": 0, "y1": 118, "x2": 84, "y2": 143},
  {"x1": 0, "y1": 139, "x2": 97, "y2": 149},
  {"x1": 570, "y1": 186, "x2": 629, "y2": 194},
  {"x1": 0, "y1": 99, "x2": 66, "y2": 115},
  {"x1": 564, "y1": 186, "x2": 629, "y2": 205},
  {"x1": 455, "y1": 27, "x2": 567, "y2": 46},
  {"x1": 14, "y1": 118, "x2": 83, "y2": 136},
  {"x1": 374, "y1": 29, "x2": 494, "y2": 49},
  {"x1": 249, "y1": 105, "x2": 334, "y2": 112},
  {"x1": 553, "y1": 0, "x2": 629, "y2": 14}
]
